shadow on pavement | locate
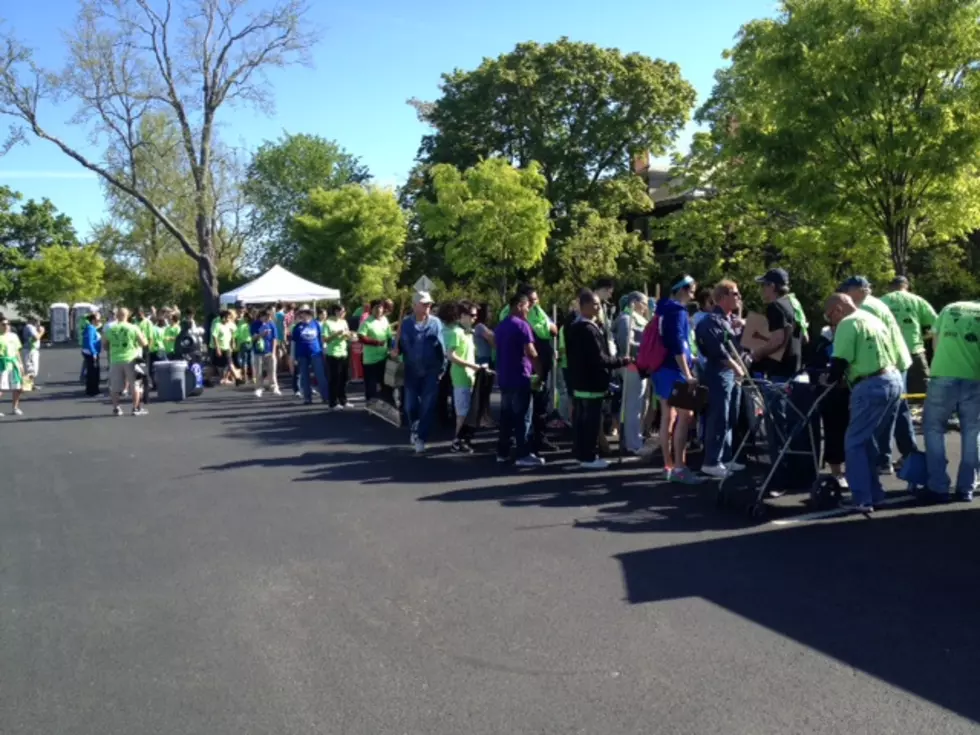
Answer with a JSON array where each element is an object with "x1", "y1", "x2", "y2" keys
[{"x1": 617, "y1": 506, "x2": 980, "y2": 723}]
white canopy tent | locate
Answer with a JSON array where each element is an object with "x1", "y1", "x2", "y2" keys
[{"x1": 220, "y1": 265, "x2": 340, "y2": 305}]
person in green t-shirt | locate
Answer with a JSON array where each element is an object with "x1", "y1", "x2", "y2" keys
[
  {"x1": 879, "y1": 276, "x2": 938, "y2": 394},
  {"x1": 106, "y1": 307, "x2": 149, "y2": 416},
  {"x1": 323, "y1": 303, "x2": 353, "y2": 408},
  {"x1": 357, "y1": 299, "x2": 392, "y2": 403},
  {"x1": 212, "y1": 310, "x2": 239, "y2": 384},
  {"x1": 234, "y1": 310, "x2": 254, "y2": 384},
  {"x1": 0, "y1": 315, "x2": 25, "y2": 416},
  {"x1": 162, "y1": 314, "x2": 181, "y2": 358},
  {"x1": 840, "y1": 276, "x2": 915, "y2": 470},
  {"x1": 922, "y1": 300, "x2": 980, "y2": 501},
  {"x1": 445, "y1": 300, "x2": 488, "y2": 453},
  {"x1": 824, "y1": 293, "x2": 903, "y2": 511}
]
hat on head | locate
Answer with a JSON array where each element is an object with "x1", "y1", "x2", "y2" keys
[
  {"x1": 839, "y1": 275, "x2": 872, "y2": 292},
  {"x1": 298, "y1": 304, "x2": 313, "y2": 314},
  {"x1": 755, "y1": 268, "x2": 789, "y2": 288},
  {"x1": 413, "y1": 291, "x2": 434, "y2": 306},
  {"x1": 626, "y1": 290, "x2": 646, "y2": 306},
  {"x1": 890, "y1": 275, "x2": 909, "y2": 288}
]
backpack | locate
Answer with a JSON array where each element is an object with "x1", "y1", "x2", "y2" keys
[{"x1": 636, "y1": 316, "x2": 667, "y2": 377}]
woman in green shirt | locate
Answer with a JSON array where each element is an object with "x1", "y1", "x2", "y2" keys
[
  {"x1": 357, "y1": 299, "x2": 392, "y2": 403},
  {"x1": 324, "y1": 304, "x2": 353, "y2": 408}
]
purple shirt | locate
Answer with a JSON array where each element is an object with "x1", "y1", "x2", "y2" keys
[{"x1": 494, "y1": 315, "x2": 535, "y2": 390}]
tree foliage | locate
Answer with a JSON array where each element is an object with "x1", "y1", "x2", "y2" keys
[
  {"x1": 17, "y1": 244, "x2": 105, "y2": 317},
  {"x1": 244, "y1": 132, "x2": 371, "y2": 268},
  {"x1": 702, "y1": 0, "x2": 980, "y2": 275},
  {"x1": 417, "y1": 159, "x2": 552, "y2": 299},
  {"x1": 292, "y1": 185, "x2": 407, "y2": 302},
  {"x1": 0, "y1": 0, "x2": 317, "y2": 314}
]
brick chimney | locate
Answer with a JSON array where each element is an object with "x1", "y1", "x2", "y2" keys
[{"x1": 632, "y1": 150, "x2": 650, "y2": 176}]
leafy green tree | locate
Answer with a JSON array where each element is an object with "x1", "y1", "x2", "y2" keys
[
  {"x1": 17, "y1": 244, "x2": 105, "y2": 317},
  {"x1": 245, "y1": 133, "x2": 371, "y2": 268},
  {"x1": 416, "y1": 159, "x2": 552, "y2": 299},
  {"x1": 0, "y1": 0, "x2": 316, "y2": 315},
  {"x1": 292, "y1": 185, "x2": 406, "y2": 302},
  {"x1": 416, "y1": 38, "x2": 696, "y2": 223},
  {"x1": 701, "y1": 0, "x2": 980, "y2": 276}
]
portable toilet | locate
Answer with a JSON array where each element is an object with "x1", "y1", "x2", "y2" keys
[
  {"x1": 71, "y1": 303, "x2": 96, "y2": 344},
  {"x1": 50, "y1": 303, "x2": 70, "y2": 343}
]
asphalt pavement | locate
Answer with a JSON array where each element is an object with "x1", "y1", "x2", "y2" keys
[{"x1": 2, "y1": 348, "x2": 978, "y2": 735}]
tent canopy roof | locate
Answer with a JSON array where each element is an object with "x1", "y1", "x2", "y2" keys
[{"x1": 219, "y1": 265, "x2": 340, "y2": 305}]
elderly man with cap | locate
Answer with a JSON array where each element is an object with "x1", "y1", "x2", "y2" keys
[
  {"x1": 394, "y1": 291, "x2": 446, "y2": 454},
  {"x1": 839, "y1": 276, "x2": 914, "y2": 473},
  {"x1": 824, "y1": 293, "x2": 903, "y2": 512},
  {"x1": 880, "y1": 275, "x2": 937, "y2": 395},
  {"x1": 614, "y1": 291, "x2": 650, "y2": 455},
  {"x1": 290, "y1": 305, "x2": 329, "y2": 405}
]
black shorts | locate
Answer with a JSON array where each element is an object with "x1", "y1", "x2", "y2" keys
[{"x1": 213, "y1": 353, "x2": 229, "y2": 369}]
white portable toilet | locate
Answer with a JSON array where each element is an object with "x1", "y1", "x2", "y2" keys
[
  {"x1": 50, "y1": 303, "x2": 70, "y2": 343},
  {"x1": 71, "y1": 302, "x2": 96, "y2": 345}
]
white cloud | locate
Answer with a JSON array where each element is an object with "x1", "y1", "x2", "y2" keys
[{"x1": 0, "y1": 170, "x2": 98, "y2": 180}]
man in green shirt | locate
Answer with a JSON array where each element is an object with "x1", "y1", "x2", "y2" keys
[
  {"x1": 879, "y1": 276, "x2": 937, "y2": 394},
  {"x1": 357, "y1": 299, "x2": 392, "y2": 404},
  {"x1": 234, "y1": 311, "x2": 253, "y2": 385},
  {"x1": 922, "y1": 300, "x2": 980, "y2": 503},
  {"x1": 324, "y1": 303, "x2": 353, "y2": 409},
  {"x1": 445, "y1": 300, "x2": 487, "y2": 453},
  {"x1": 106, "y1": 307, "x2": 149, "y2": 416},
  {"x1": 840, "y1": 276, "x2": 915, "y2": 471},
  {"x1": 825, "y1": 294, "x2": 903, "y2": 512}
]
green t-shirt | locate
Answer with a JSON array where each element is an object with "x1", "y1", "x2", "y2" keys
[
  {"x1": 832, "y1": 309, "x2": 897, "y2": 385},
  {"x1": 498, "y1": 303, "x2": 553, "y2": 340},
  {"x1": 137, "y1": 318, "x2": 155, "y2": 345},
  {"x1": 324, "y1": 318, "x2": 350, "y2": 359},
  {"x1": 860, "y1": 294, "x2": 912, "y2": 371},
  {"x1": 234, "y1": 322, "x2": 251, "y2": 350},
  {"x1": 879, "y1": 290, "x2": 937, "y2": 356},
  {"x1": 213, "y1": 322, "x2": 233, "y2": 351},
  {"x1": 445, "y1": 324, "x2": 476, "y2": 388},
  {"x1": 787, "y1": 293, "x2": 809, "y2": 334},
  {"x1": 151, "y1": 325, "x2": 165, "y2": 352},
  {"x1": 358, "y1": 316, "x2": 391, "y2": 365},
  {"x1": 163, "y1": 325, "x2": 180, "y2": 353},
  {"x1": 1, "y1": 331, "x2": 22, "y2": 360},
  {"x1": 107, "y1": 322, "x2": 142, "y2": 364},
  {"x1": 930, "y1": 301, "x2": 980, "y2": 381}
]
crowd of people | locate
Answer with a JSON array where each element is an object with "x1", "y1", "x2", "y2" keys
[{"x1": 1, "y1": 267, "x2": 976, "y2": 514}]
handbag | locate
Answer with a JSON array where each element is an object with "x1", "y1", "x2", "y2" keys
[
  {"x1": 383, "y1": 356, "x2": 405, "y2": 388},
  {"x1": 667, "y1": 380, "x2": 708, "y2": 412}
]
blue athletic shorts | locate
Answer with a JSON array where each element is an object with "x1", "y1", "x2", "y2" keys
[{"x1": 653, "y1": 367, "x2": 685, "y2": 400}]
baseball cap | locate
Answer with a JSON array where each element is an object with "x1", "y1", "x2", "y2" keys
[
  {"x1": 889, "y1": 275, "x2": 909, "y2": 287},
  {"x1": 413, "y1": 291, "x2": 434, "y2": 305},
  {"x1": 755, "y1": 268, "x2": 789, "y2": 288},
  {"x1": 839, "y1": 275, "x2": 872, "y2": 292}
]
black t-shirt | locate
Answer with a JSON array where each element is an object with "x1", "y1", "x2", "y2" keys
[{"x1": 756, "y1": 296, "x2": 802, "y2": 378}]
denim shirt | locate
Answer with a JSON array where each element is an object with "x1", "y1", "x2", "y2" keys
[
  {"x1": 694, "y1": 307, "x2": 737, "y2": 372},
  {"x1": 399, "y1": 315, "x2": 446, "y2": 376}
]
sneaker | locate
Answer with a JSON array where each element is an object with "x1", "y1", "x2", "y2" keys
[
  {"x1": 12, "y1": 408, "x2": 23, "y2": 416},
  {"x1": 254, "y1": 388, "x2": 264, "y2": 398},
  {"x1": 294, "y1": 390, "x2": 302, "y2": 398},
  {"x1": 728, "y1": 461, "x2": 746, "y2": 472},
  {"x1": 451, "y1": 439, "x2": 474, "y2": 454},
  {"x1": 133, "y1": 407, "x2": 148, "y2": 416},
  {"x1": 272, "y1": 388, "x2": 282, "y2": 396},
  {"x1": 112, "y1": 406, "x2": 124, "y2": 416},
  {"x1": 538, "y1": 438, "x2": 560, "y2": 453},
  {"x1": 579, "y1": 458, "x2": 610, "y2": 470},
  {"x1": 878, "y1": 463, "x2": 894, "y2": 476},
  {"x1": 414, "y1": 439, "x2": 426, "y2": 454},
  {"x1": 410, "y1": 431, "x2": 418, "y2": 447},
  {"x1": 832, "y1": 475, "x2": 849, "y2": 489},
  {"x1": 669, "y1": 467, "x2": 703, "y2": 485},
  {"x1": 515, "y1": 454, "x2": 546, "y2": 467},
  {"x1": 701, "y1": 464, "x2": 730, "y2": 479},
  {"x1": 955, "y1": 491, "x2": 974, "y2": 503}
]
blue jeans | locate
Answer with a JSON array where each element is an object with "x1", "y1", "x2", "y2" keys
[
  {"x1": 704, "y1": 366, "x2": 740, "y2": 466},
  {"x1": 846, "y1": 371, "x2": 903, "y2": 506},
  {"x1": 297, "y1": 355, "x2": 328, "y2": 403},
  {"x1": 404, "y1": 371, "x2": 440, "y2": 442},
  {"x1": 923, "y1": 377, "x2": 980, "y2": 496},
  {"x1": 877, "y1": 370, "x2": 918, "y2": 466},
  {"x1": 497, "y1": 386, "x2": 533, "y2": 459}
]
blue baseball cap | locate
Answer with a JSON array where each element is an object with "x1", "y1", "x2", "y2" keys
[
  {"x1": 839, "y1": 275, "x2": 872, "y2": 292},
  {"x1": 755, "y1": 268, "x2": 789, "y2": 288}
]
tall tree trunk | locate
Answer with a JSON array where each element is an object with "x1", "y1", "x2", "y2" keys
[
  {"x1": 887, "y1": 221, "x2": 911, "y2": 277},
  {"x1": 196, "y1": 213, "x2": 219, "y2": 318}
]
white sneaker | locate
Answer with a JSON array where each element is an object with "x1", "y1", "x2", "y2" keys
[
  {"x1": 272, "y1": 388, "x2": 282, "y2": 396},
  {"x1": 12, "y1": 408, "x2": 23, "y2": 416},
  {"x1": 701, "y1": 464, "x2": 730, "y2": 478},
  {"x1": 516, "y1": 454, "x2": 546, "y2": 467},
  {"x1": 410, "y1": 431, "x2": 418, "y2": 447},
  {"x1": 727, "y1": 461, "x2": 746, "y2": 472},
  {"x1": 414, "y1": 439, "x2": 425, "y2": 454},
  {"x1": 254, "y1": 388, "x2": 264, "y2": 397},
  {"x1": 579, "y1": 458, "x2": 610, "y2": 470},
  {"x1": 112, "y1": 406, "x2": 124, "y2": 416},
  {"x1": 294, "y1": 390, "x2": 302, "y2": 399}
]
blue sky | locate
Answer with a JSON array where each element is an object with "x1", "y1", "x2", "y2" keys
[{"x1": 1, "y1": 0, "x2": 776, "y2": 238}]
